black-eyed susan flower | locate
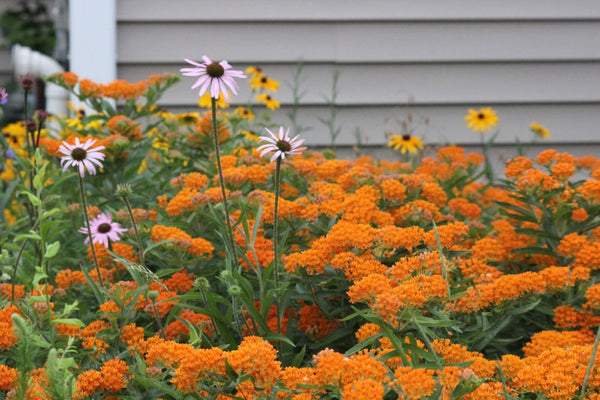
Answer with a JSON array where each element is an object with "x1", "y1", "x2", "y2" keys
[
  {"x1": 58, "y1": 137, "x2": 105, "y2": 177},
  {"x1": 250, "y1": 75, "x2": 279, "y2": 92},
  {"x1": 181, "y1": 56, "x2": 246, "y2": 102},
  {"x1": 464, "y1": 107, "x2": 498, "y2": 133},
  {"x1": 388, "y1": 134, "x2": 424, "y2": 154},
  {"x1": 530, "y1": 122, "x2": 550, "y2": 139},
  {"x1": 235, "y1": 107, "x2": 255, "y2": 120},
  {"x1": 241, "y1": 130, "x2": 259, "y2": 142},
  {"x1": 256, "y1": 94, "x2": 280, "y2": 110},
  {"x1": 198, "y1": 92, "x2": 229, "y2": 109},
  {"x1": 257, "y1": 126, "x2": 306, "y2": 162},
  {"x1": 245, "y1": 66, "x2": 264, "y2": 78},
  {"x1": 177, "y1": 112, "x2": 201, "y2": 125}
]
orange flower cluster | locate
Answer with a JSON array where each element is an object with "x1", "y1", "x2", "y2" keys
[
  {"x1": 74, "y1": 358, "x2": 129, "y2": 399},
  {"x1": 151, "y1": 224, "x2": 214, "y2": 258}
]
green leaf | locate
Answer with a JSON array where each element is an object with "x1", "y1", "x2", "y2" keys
[
  {"x1": 51, "y1": 318, "x2": 85, "y2": 328},
  {"x1": 44, "y1": 241, "x2": 60, "y2": 259},
  {"x1": 511, "y1": 247, "x2": 555, "y2": 256},
  {"x1": 33, "y1": 174, "x2": 43, "y2": 192},
  {"x1": 263, "y1": 333, "x2": 296, "y2": 347},
  {"x1": 14, "y1": 231, "x2": 41, "y2": 242},
  {"x1": 20, "y1": 190, "x2": 42, "y2": 207}
]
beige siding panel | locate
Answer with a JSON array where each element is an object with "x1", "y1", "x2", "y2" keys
[
  {"x1": 117, "y1": 21, "x2": 600, "y2": 63},
  {"x1": 118, "y1": 0, "x2": 600, "y2": 21},
  {"x1": 119, "y1": 62, "x2": 600, "y2": 105},
  {"x1": 161, "y1": 104, "x2": 600, "y2": 146}
]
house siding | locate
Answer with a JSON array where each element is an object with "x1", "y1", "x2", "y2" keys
[{"x1": 116, "y1": 0, "x2": 600, "y2": 148}]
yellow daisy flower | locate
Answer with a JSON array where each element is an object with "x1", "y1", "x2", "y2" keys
[
  {"x1": 234, "y1": 107, "x2": 255, "y2": 120},
  {"x1": 245, "y1": 66, "x2": 264, "y2": 78},
  {"x1": 256, "y1": 94, "x2": 280, "y2": 110},
  {"x1": 198, "y1": 92, "x2": 229, "y2": 109},
  {"x1": 250, "y1": 75, "x2": 279, "y2": 92},
  {"x1": 530, "y1": 122, "x2": 550, "y2": 139},
  {"x1": 241, "y1": 130, "x2": 260, "y2": 142},
  {"x1": 388, "y1": 134, "x2": 424, "y2": 154},
  {"x1": 177, "y1": 112, "x2": 201, "y2": 125},
  {"x1": 464, "y1": 107, "x2": 498, "y2": 133}
]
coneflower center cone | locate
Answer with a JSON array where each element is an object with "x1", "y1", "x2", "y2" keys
[
  {"x1": 71, "y1": 148, "x2": 87, "y2": 161},
  {"x1": 276, "y1": 140, "x2": 292, "y2": 152},
  {"x1": 206, "y1": 63, "x2": 225, "y2": 78},
  {"x1": 97, "y1": 223, "x2": 112, "y2": 234},
  {"x1": 402, "y1": 134, "x2": 411, "y2": 141}
]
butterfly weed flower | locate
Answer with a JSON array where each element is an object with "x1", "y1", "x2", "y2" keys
[
  {"x1": 257, "y1": 126, "x2": 306, "y2": 163},
  {"x1": 79, "y1": 212, "x2": 128, "y2": 248},
  {"x1": 180, "y1": 55, "x2": 246, "y2": 103},
  {"x1": 58, "y1": 137, "x2": 105, "y2": 177}
]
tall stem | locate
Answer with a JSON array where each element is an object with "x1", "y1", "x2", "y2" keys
[
  {"x1": 580, "y1": 324, "x2": 600, "y2": 397},
  {"x1": 210, "y1": 97, "x2": 236, "y2": 258},
  {"x1": 78, "y1": 174, "x2": 105, "y2": 288},
  {"x1": 273, "y1": 157, "x2": 282, "y2": 334},
  {"x1": 122, "y1": 195, "x2": 145, "y2": 266}
]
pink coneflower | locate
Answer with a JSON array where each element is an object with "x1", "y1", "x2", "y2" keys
[
  {"x1": 79, "y1": 212, "x2": 127, "y2": 248},
  {"x1": 58, "y1": 137, "x2": 105, "y2": 177},
  {"x1": 180, "y1": 56, "x2": 246, "y2": 102},
  {"x1": 0, "y1": 87, "x2": 7, "y2": 104},
  {"x1": 257, "y1": 126, "x2": 306, "y2": 162}
]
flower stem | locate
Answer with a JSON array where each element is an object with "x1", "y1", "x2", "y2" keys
[
  {"x1": 273, "y1": 157, "x2": 282, "y2": 334},
  {"x1": 210, "y1": 97, "x2": 236, "y2": 259},
  {"x1": 77, "y1": 174, "x2": 105, "y2": 288},
  {"x1": 121, "y1": 195, "x2": 145, "y2": 266},
  {"x1": 580, "y1": 324, "x2": 600, "y2": 397}
]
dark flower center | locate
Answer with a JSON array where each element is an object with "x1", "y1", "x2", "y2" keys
[
  {"x1": 276, "y1": 140, "x2": 292, "y2": 152},
  {"x1": 97, "y1": 223, "x2": 112, "y2": 234},
  {"x1": 206, "y1": 63, "x2": 225, "y2": 78},
  {"x1": 71, "y1": 148, "x2": 87, "y2": 161},
  {"x1": 477, "y1": 112, "x2": 485, "y2": 120},
  {"x1": 261, "y1": 77, "x2": 267, "y2": 83},
  {"x1": 402, "y1": 134, "x2": 411, "y2": 141},
  {"x1": 266, "y1": 95, "x2": 272, "y2": 100}
]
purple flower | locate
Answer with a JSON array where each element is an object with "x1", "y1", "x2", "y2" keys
[
  {"x1": 257, "y1": 127, "x2": 306, "y2": 163},
  {"x1": 79, "y1": 212, "x2": 128, "y2": 248},
  {"x1": 0, "y1": 87, "x2": 7, "y2": 104},
  {"x1": 58, "y1": 137, "x2": 105, "y2": 177},
  {"x1": 6, "y1": 148, "x2": 15, "y2": 159},
  {"x1": 180, "y1": 56, "x2": 246, "y2": 102}
]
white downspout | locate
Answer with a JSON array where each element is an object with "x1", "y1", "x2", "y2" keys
[{"x1": 11, "y1": 44, "x2": 69, "y2": 117}]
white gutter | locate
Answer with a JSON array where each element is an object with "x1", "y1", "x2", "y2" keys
[
  {"x1": 69, "y1": 0, "x2": 117, "y2": 113},
  {"x1": 11, "y1": 44, "x2": 69, "y2": 117}
]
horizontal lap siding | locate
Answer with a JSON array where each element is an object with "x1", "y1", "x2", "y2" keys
[{"x1": 116, "y1": 1, "x2": 600, "y2": 147}]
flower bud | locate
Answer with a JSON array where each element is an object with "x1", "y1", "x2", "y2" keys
[
  {"x1": 227, "y1": 285, "x2": 242, "y2": 296},
  {"x1": 20, "y1": 75, "x2": 35, "y2": 90}
]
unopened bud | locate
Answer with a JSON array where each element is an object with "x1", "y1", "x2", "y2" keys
[
  {"x1": 227, "y1": 285, "x2": 242, "y2": 296},
  {"x1": 116, "y1": 183, "x2": 133, "y2": 198},
  {"x1": 20, "y1": 75, "x2": 35, "y2": 90}
]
